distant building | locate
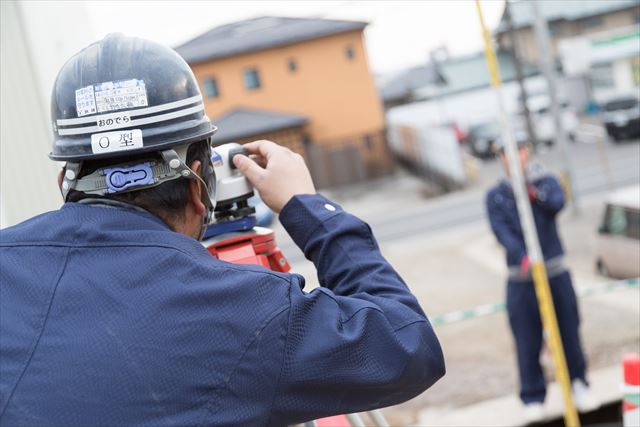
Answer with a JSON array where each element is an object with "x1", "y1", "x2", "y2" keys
[
  {"x1": 496, "y1": 0, "x2": 639, "y2": 103},
  {"x1": 380, "y1": 63, "x2": 446, "y2": 109},
  {"x1": 175, "y1": 16, "x2": 390, "y2": 188},
  {"x1": 380, "y1": 50, "x2": 538, "y2": 109},
  {"x1": 495, "y1": 0, "x2": 639, "y2": 64}
]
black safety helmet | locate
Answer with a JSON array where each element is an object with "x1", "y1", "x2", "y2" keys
[
  {"x1": 50, "y1": 33, "x2": 215, "y2": 161},
  {"x1": 50, "y1": 34, "x2": 218, "y2": 235}
]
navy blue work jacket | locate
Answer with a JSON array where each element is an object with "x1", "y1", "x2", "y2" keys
[
  {"x1": 486, "y1": 175, "x2": 566, "y2": 267},
  {"x1": 0, "y1": 194, "x2": 444, "y2": 426}
]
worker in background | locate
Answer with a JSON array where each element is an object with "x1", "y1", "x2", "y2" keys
[
  {"x1": 0, "y1": 34, "x2": 444, "y2": 426},
  {"x1": 485, "y1": 139, "x2": 598, "y2": 423}
]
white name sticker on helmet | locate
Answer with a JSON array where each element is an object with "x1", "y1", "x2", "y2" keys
[
  {"x1": 96, "y1": 112, "x2": 132, "y2": 131},
  {"x1": 90, "y1": 129, "x2": 143, "y2": 154}
]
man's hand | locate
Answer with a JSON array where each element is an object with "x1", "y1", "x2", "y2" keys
[
  {"x1": 233, "y1": 140, "x2": 316, "y2": 213},
  {"x1": 520, "y1": 255, "x2": 531, "y2": 275},
  {"x1": 527, "y1": 183, "x2": 538, "y2": 202}
]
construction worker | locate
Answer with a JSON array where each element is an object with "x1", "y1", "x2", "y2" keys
[
  {"x1": 485, "y1": 140, "x2": 597, "y2": 422},
  {"x1": 0, "y1": 34, "x2": 444, "y2": 426}
]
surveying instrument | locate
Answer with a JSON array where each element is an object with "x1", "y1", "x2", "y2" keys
[{"x1": 202, "y1": 143, "x2": 390, "y2": 427}]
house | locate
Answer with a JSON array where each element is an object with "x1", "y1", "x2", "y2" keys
[
  {"x1": 379, "y1": 50, "x2": 538, "y2": 109},
  {"x1": 175, "y1": 16, "x2": 390, "y2": 187},
  {"x1": 496, "y1": 0, "x2": 639, "y2": 103},
  {"x1": 380, "y1": 62, "x2": 446, "y2": 109},
  {"x1": 495, "y1": 0, "x2": 639, "y2": 64}
]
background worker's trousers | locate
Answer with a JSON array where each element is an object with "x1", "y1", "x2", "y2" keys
[{"x1": 506, "y1": 271, "x2": 587, "y2": 404}]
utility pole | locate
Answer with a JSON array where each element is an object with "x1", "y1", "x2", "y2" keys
[
  {"x1": 504, "y1": 0, "x2": 538, "y2": 149},
  {"x1": 531, "y1": 1, "x2": 580, "y2": 213}
]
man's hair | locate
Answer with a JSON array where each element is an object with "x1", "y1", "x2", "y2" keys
[{"x1": 67, "y1": 140, "x2": 211, "y2": 225}]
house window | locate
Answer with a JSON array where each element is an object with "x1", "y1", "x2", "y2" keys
[
  {"x1": 590, "y1": 63, "x2": 615, "y2": 89},
  {"x1": 549, "y1": 21, "x2": 563, "y2": 36},
  {"x1": 288, "y1": 58, "x2": 297, "y2": 73},
  {"x1": 364, "y1": 134, "x2": 374, "y2": 152},
  {"x1": 203, "y1": 78, "x2": 219, "y2": 98},
  {"x1": 632, "y1": 57, "x2": 640, "y2": 86},
  {"x1": 345, "y1": 45, "x2": 355, "y2": 61},
  {"x1": 243, "y1": 68, "x2": 261, "y2": 90},
  {"x1": 580, "y1": 16, "x2": 603, "y2": 31}
]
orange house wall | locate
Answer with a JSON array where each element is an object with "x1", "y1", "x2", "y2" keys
[{"x1": 190, "y1": 30, "x2": 385, "y2": 144}]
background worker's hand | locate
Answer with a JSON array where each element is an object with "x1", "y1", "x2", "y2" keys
[
  {"x1": 233, "y1": 140, "x2": 316, "y2": 213},
  {"x1": 527, "y1": 183, "x2": 538, "y2": 202},
  {"x1": 520, "y1": 255, "x2": 531, "y2": 275}
]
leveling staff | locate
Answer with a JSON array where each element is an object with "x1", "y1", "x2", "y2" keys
[{"x1": 0, "y1": 34, "x2": 445, "y2": 426}]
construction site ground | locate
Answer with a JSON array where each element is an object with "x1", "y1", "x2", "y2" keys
[{"x1": 273, "y1": 139, "x2": 640, "y2": 425}]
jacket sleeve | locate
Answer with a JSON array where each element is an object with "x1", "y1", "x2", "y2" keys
[
  {"x1": 486, "y1": 190, "x2": 527, "y2": 263},
  {"x1": 532, "y1": 176, "x2": 565, "y2": 215},
  {"x1": 269, "y1": 194, "x2": 445, "y2": 425}
]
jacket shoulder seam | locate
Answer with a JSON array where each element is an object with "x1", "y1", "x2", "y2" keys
[{"x1": 0, "y1": 247, "x2": 71, "y2": 417}]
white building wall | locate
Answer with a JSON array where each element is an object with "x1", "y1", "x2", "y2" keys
[
  {"x1": 0, "y1": 1, "x2": 95, "y2": 228},
  {"x1": 397, "y1": 75, "x2": 548, "y2": 129}
]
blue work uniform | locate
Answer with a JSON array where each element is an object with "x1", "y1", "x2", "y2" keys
[
  {"x1": 486, "y1": 176, "x2": 587, "y2": 404},
  {"x1": 0, "y1": 194, "x2": 445, "y2": 426}
]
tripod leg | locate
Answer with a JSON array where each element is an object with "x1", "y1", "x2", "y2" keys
[
  {"x1": 367, "y1": 409, "x2": 390, "y2": 427},
  {"x1": 345, "y1": 413, "x2": 366, "y2": 427}
]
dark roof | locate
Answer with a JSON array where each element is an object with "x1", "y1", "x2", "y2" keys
[
  {"x1": 436, "y1": 50, "x2": 537, "y2": 96},
  {"x1": 175, "y1": 16, "x2": 367, "y2": 64},
  {"x1": 212, "y1": 107, "x2": 308, "y2": 143},
  {"x1": 496, "y1": 0, "x2": 639, "y2": 33},
  {"x1": 380, "y1": 64, "x2": 446, "y2": 102},
  {"x1": 380, "y1": 51, "x2": 538, "y2": 102}
]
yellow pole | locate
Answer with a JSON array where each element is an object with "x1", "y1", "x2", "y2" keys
[{"x1": 475, "y1": 2, "x2": 581, "y2": 426}]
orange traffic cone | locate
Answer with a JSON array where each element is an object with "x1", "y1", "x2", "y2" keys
[{"x1": 622, "y1": 353, "x2": 640, "y2": 427}]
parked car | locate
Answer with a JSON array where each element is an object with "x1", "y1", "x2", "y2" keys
[
  {"x1": 601, "y1": 95, "x2": 640, "y2": 142},
  {"x1": 595, "y1": 185, "x2": 640, "y2": 279},
  {"x1": 467, "y1": 121, "x2": 501, "y2": 159},
  {"x1": 526, "y1": 95, "x2": 579, "y2": 145}
]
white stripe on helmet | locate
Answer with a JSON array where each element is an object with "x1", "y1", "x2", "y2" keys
[{"x1": 57, "y1": 104, "x2": 205, "y2": 136}]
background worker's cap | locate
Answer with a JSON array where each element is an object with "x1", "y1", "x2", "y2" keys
[
  {"x1": 49, "y1": 33, "x2": 216, "y2": 161},
  {"x1": 494, "y1": 130, "x2": 530, "y2": 155}
]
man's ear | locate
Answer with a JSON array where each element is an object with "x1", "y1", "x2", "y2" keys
[
  {"x1": 188, "y1": 160, "x2": 206, "y2": 216},
  {"x1": 58, "y1": 168, "x2": 65, "y2": 198}
]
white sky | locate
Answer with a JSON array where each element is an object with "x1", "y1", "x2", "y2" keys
[{"x1": 81, "y1": 0, "x2": 505, "y2": 76}]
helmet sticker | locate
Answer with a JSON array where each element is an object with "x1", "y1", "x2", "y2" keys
[
  {"x1": 75, "y1": 79, "x2": 148, "y2": 118},
  {"x1": 75, "y1": 85, "x2": 97, "y2": 117},
  {"x1": 90, "y1": 129, "x2": 143, "y2": 154}
]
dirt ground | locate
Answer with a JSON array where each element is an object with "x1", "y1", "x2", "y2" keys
[{"x1": 283, "y1": 187, "x2": 640, "y2": 425}]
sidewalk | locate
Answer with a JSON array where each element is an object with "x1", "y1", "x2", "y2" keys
[{"x1": 415, "y1": 365, "x2": 625, "y2": 426}]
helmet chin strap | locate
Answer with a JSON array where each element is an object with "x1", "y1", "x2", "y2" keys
[{"x1": 61, "y1": 142, "x2": 216, "y2": 241}]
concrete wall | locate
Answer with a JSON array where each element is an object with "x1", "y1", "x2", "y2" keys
[{"x1": 190, "y1": 30, "x2": 386, "y2": 144}]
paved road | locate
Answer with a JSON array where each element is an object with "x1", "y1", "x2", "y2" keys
[{"x1": 277, "y1": 139, "x2": 639, "y2": 263}]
